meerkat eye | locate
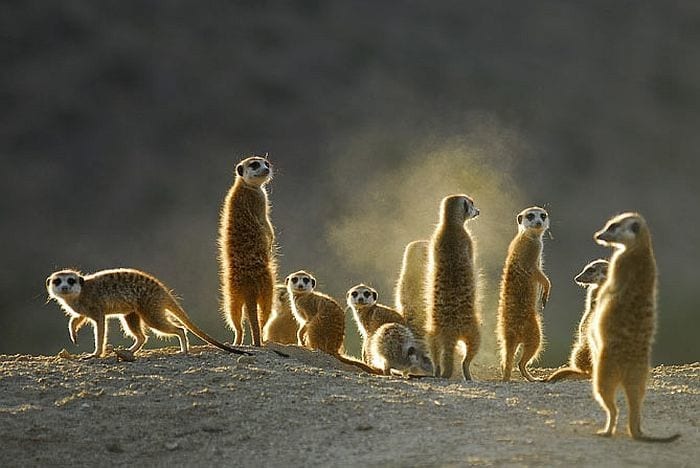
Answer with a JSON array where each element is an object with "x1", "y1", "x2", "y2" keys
[
  {"x1": 67, "y1": 278, "x2": 76, "y2": 285},
  {"x1": 291, "y1": 277, "x2": 299, "y2": 284},
  {"x1": 463, "y1": 200, "x2": 469, "y2": 212},
  {"x1": 608, "y1": 222, "x2": 620, "y2": 232},
  {"x1": 52, "y1": 278, "x2": 62, "y2": 286},
  {"x1": 250, "y1": 161, "x2": 260, "y2": 170},
  {"x1": 363, "y1": 291, "x2": 372, "y2": 298},
  {"x1": 540, "y1": 213, "x2": 547, "y2": 220},
  {"x1": 351, "y1": 291, "x2": 358, "y2": 298},
  {"x1": 526, "y1": 213, "x2": 535, "y2": 221},
  {"x1": 302, "y1": 277, "x2": 310, "y2": 284},
  {"x1": 263, "y1": 161, "x2": 270, "y2": 168}
]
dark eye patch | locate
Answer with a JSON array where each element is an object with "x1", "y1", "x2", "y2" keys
[
  {"x1": 363, "y1": 291, "x2": 371, "y2": 298},
  {"x1": 67, "y1": 278, "x2": 76, "y2": 285},
  {"x1": 608, "y1": 222, "x2": 620, "y2": 232},
  {"x1": 302, "y1": 277, "x2": 310, "y2": 284},
  {"x1": 250, "y1": 161, "x2": 260, "y2": 170},
  {"x1": 540, "y1": 213, "x2": 547, "y2": 220},
  {"x1": 526, "y1": 213, "x2": 535, "y2": 221},
  {"x1": 351, "y1": 291, "x2": 358, "y2": 298},
  {"x1": 52, "y1": 278, "x2": 61, "y2": 286},
  {"x1": 291, "y1": 277, "x2": 299, "y2": 284}
]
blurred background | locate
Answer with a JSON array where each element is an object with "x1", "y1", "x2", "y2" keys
[{"x1": 2, "y1": 1, "x2": 698, "y2": 365}]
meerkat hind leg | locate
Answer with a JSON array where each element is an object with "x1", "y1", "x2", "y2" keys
[
  {"x1": 141, "y1": 310, "x2": 190, "y2": 354},
  {"x1": 461, "y1": 332, "x2": 480, "y2": 381},
  {"x1": 594, "y1": 374, "x2": 619, "y2": 437},
  {"x1": 226, "y1": 295, "x2": 245, "y2": 346},
  {"x1": 518, "y1": 340, "x2": 542, "y2": 382},
  {"x1": 501, "y1": 340, "x2": 517, "y2": 382},
  {"x1": 122, "y1": 313, "x2": 148, "y2": 353},
  {"x1": 244, "y1": 295, "x2": 262, "y2": 346}
]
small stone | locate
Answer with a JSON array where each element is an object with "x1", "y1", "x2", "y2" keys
[
  {"x1": 165, "y1": 441, "x2": 179, "y2": 450},
  {"x1": 237, "y1": 355, "x2": 256, "y2": 365},
  {"x1": 355, "y1": 424, "x2": 373, "y2": 431}
]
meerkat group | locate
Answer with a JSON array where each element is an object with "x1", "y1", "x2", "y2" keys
[{"x1": 46, "y1": 154, "x2": 679, "y2": 442}]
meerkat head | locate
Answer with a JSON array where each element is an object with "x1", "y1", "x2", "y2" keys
[
  {"x1": 346, "y1": 284, "x2": 378, "y2": 309},
  {"x1": 517, "y1": 206, "x2": 549, "y2": 234},
  {"x1": 574, "y1": 259, "x2": 609, "y2": 286},
  {"x1": 46, "y1": 269, "x2": 84, "y2": 300},
  {"x1": 406, "y1": 343, "x2": 435, "y2": 376},
  {"x1": 285, "y1": 270, "x2": 316, "y2": 295},
  {"x1": 595, "y1": 212, "x2": 647, "y2": 249},
  {"x1": 235, "y1": 155, "x2": 272, "y2": 187},
  {"x1": 439, "y1": 194, "x2": 479, "y2": 225}
]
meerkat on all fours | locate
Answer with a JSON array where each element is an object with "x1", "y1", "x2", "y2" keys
[
  {"x1": 285, "y1": 270, "x2": 378, "y2": 374},
  {"x1": 394, "y1": 240, "x2": 429, "y2": 339},
  {"x1": 547, "y1": 259, "x2": 609, "y2": 383},
  {"x1": 366, "y1": 322, "x2": 434, "y2": 377},
  {"x1": 425, "y1": 194, "x2": 481, "y2": 380},
  {"x1": 219, "y1": 155, "x2": 276, "y2": 347},
  {"x1": 346, "y1": 284, "x2": 406, "y2": 362},
  {"x1": 588, "y1": 213, "x2": 680, "y2": 443},
  {"x1": 497, "y1": 206, "x2": 551, "y2": 382},
  {"x1": 262, "y1": 285, "x2": 297, "y2": 345},
  {"x1": 46, "y1": 268, "x2": 250, "y2": 358}
]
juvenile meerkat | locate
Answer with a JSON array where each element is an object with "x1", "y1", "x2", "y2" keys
[
  {"x1": 589, "y1": 213, "x2": 680, "y2": 442},
  {"x1": 262, "y1": 285, "x2": 297, "y2": 345},
  {"x1": 46, "y1": 268, "x2": 249, "y2": 358},
  {"x1": 366, "y1": 322, "x2": 434, "y2": 377},
  {"x1": 547, "y1": 259, "x2": 608, "y2": 382},
  {"x1": 286, "y1": 271, "x2": 377, "y2": 373},
  {"x1": 394, "y1": 240, "x2": 429, "y2": 339},
  {"x1": 497, "y1": 206, "x2": 551, "y2": 382},
  {"x1": 426, "y1": 194, "x2": 481, "y2": 380},
  {"x1": 346, "y1": 284, "x2": 405, "y2": 361},
  {"x1": 219, "y1": 155, "x2": 276, "y2": 347}
]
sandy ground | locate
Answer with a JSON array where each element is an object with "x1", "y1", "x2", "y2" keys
[{"x1": 0, "y1": 345, "x2": 697, "y2": 467}]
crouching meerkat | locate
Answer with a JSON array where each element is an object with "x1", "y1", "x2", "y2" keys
[
  {"x1": 394, "y1": 240, "x2": 429, "y2": 339},
  {"x1": 367, "y1": 323, "x2": 434, "y2": 377},
  {"x1": 426, "y1": 194, "x2": 481, "y2": 380},
  {"x1": 589, "y1": 213, "x2": 680, "y2": 442},
  {"x1": 547, "y1": 259, "x2": 608, "y2": 382},
  {"x1": 285, "y1": 271, "x2": 377, "y2": 373},
  {"x1": 497, "y1": 206, "x2": 551, "y2": 382},
  {"x1": 219, "y1": 155, "x2": 276, "y2": 347},
  {"x1": 46, "y1": 268, "x2": 250, "y2": 358},
  {"x1": 346, "y1": 284, "x2": 406, "y2": 362},
  {"x1": 262, "y1": 285, "x2": 297, "y2": 345}
]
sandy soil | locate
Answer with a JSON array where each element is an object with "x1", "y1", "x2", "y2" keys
[{"x1": 0, "y1": 345, "x2": 697, "y2": 467}]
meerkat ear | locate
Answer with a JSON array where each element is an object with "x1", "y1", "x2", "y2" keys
[
  {"x1": 517, "y1": 214, "x2": 523, "y2": 224},
  {"x1": 630, "y1": 222, "x2": 640, "y2": 234},
  {"x1": 311, "y1": 278, "x2": 316, "y2": 288},
  {"x1": 236, "y1": 164, "x2": 244, "y2": 177},
  {"x1": 285, "y1": 276, "x2": 290, "y2": 285},
  {"x1": 46, "y1": 277, "x2": 51, "y2": 287},
  {"x1": 79, "y1": 276, "x2": 85, "y2": 285},
  {"x1": 372, "y1": 291, "x2": 377, "y2": 301}
]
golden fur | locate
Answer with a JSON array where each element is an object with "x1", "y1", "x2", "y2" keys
[
  {"x1": 394, "y1": 240, "x2": 429, "y2": 339},
  {"x1": 366, "y1": 322, "x2": 433, "y2": 377},
  {"x1": 262, "y1": 285, "x2": 297, "y2": 345}
]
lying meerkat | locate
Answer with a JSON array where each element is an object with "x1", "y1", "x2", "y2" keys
[
  {"x1": 426, "y1": 194, "x2": 481, "y2": 380},
  {"x1": 547, "y1": 259, "x2": 608, "y2": 382},
  {"x1": 46, "y1": 268, "x2": 249, "y2": 358},
  {"x1": 219, "y1": 155, "x2": 276, "y2": 346},
  {"x1": 497, "y1": 206, "x2": 551, "y2": 382},
  {"x1": 394, "y1": 240, "x2": 429, "y2": 339},
  {"x1": 346, "y1": 284, "x2": 405, "y2": 362},
  {"x1": 366, "y1": 322, "x2": 434, "y2": 377},
  {"x1": 262, "y1": 285, "x2": 297, "y2": 345},
  {"x1": 285, "y1": 270, "x2": 377, "y2": 374},
  {"x1": 589, "y1": 213, "x2": 680, "y2": 442}
]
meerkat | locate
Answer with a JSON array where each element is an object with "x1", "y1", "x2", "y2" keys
[
  {"x1": 285, "y1": 271, "x2": 377, "y2": 374},
  {"x1": 262, "y1": 285, "x2": 297, "y2": 345},
  {"x1": 497, "y1": 206, "x2": 551, "y2": 382},
  {"x1": 394, "y1": 240, "x2": 429, "y2": 339},
  {"x1": 219, "y1": 155, "x2": 276, "y2": 347},
  {"x1": 366, "y1": 322, "x2": 434, "y2": 377},
  {"x1": 547, "y1": 259, "x2": 609, "y2": 382},
  {"x1": 426, "y1": 194, "x2": 481, "y2": 380},
  {"x1": 346, "y1": 284, "x2": 406, "y2": 362},
  {"x1": 589, "y1": 213, "x2": 680, "y2": 442},
  {"x1": 46, "y1": 268, "x2": 249, "y2": 358}
]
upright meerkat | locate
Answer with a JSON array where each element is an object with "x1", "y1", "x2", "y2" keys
[
  {"x1": 426, "y1": 194, "x2": 481, "y2": 380},
  {"x1": 497, "y1": 206, "x2": 551, "y2": 382},
  {"x1": 589, "y1": 213, "x2": 680, "y2": 442},
  {"x1": 219, "y1": 155, "x2": 276, "y2": 347},
  {"x1": 46, "y1": 268, "x2": 249, "y2": 358},
  {"x1": 346, "y1": 284, "x2": 406, "y2": 362},
  {"x1": 285, "y1": 271, "x2": 377, "y2": 373},
  {"x1": 366, "y1": 322, "x2": 434, "y2": 377},
  {"x1": 262, "y1": 285, "x2": 297, "y2": 345},
  {"x1": 547, "y1": 259, "x2": 608, "y2": 382},
  {"x1": 394, "y1": 240, "x2": 429, "y2": 339}
]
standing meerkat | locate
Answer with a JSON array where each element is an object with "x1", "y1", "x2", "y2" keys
[
  {"x1": 346, "y1": 284, "x2": 406, "y2": 362},
  {"x1": 366, "y1": 322, "x2": 434, "y2": 377},
  {"x1": 394, "y1": 240, "x2": 429, "y2": 339},
  {"x1": 547, "y1": 259, "x2": 608, "y2": 382},
  {"x1": 262, "y1": 285, "x2": 297, "y2": 345},
  {"x1": 589, "y1": 213, "x2": 680, "y2": 442},
  {"x1": 46, "y1": 268, "x2": 250, "y2": 358},
  {"x1": 426, "y1": 194, "x2": 481, "y2": 380},
  {"x1": 219, "y1": 155, "x2": 276, "y2": 347},
  {"x1": 285, "y1": 271, "x2": 377, "y2": 373},
  {"x1": 497, "y1": 206, "x2": 551, "y2": 382}
]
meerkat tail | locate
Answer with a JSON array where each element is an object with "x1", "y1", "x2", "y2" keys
[
  {"x1": 633, "y1": 433, "x2": 681, "y2": 443},
  {"x1": 546, "y1": 367, "x2": 590, "y2": 382},
  {"x1": 335, "y1": 354, "x2": 382, "y2": 374}
]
